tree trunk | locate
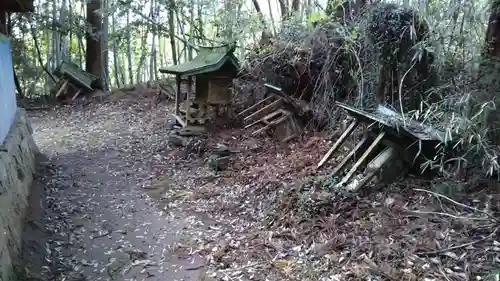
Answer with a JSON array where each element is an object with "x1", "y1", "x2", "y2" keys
[
  {"x1": 102, "y1": 0, "x2": 110, "y2": 90},
  {"x1": 188, "y1": 0, "x2": 195, "y2": 60},
  {"x1": 68, "y1": 0, "x2": 73, "y2": 55},
  {"x1": 168, "y1": 0, "x2": 177, "y2": 65},
  {"x1": 111, "y1": 8, "x2": 120, "y2": 88},
  {"x1": 86, "y1": 0, "x2": 104, "y2": 89},
  {"x1": 45, "y1": 20, "x2": 50, "y2": 91},
  {"x1": 197, "y1": 0, "x2": 203, "y2": 44},
  {"x1": 485, "y1": 1, "x2": 500, "y2": 57},
  {"x1": 126, "y1": 10, "x2": 133, "y2": 84},
  {"x1": 150, "y1": 0, "x2": 159, "y2": 81},
  {"x1": 267, "y1": 0, "x2": 277, "y2": 34},
  {"x1": 277, "y1": 0, "x2": 289, "y2": 19},
  {"x1": 224, "y1": 0, "x2": 234, "y2": 41},
  {"x1": 51, "y1": 0, "x2": 57, "y2": 69}
]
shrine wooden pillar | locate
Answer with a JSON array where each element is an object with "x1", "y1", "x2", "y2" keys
[{"x1": 0, "y1": 12, "x2": 7, "y2": 35}]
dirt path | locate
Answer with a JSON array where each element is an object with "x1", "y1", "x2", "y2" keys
[
  {"x1": 20, "y1": 95, "x2": 500, "y2": 281},
  {"x1": 20, "y1": 99, "x2": 206, "y2": 281}
]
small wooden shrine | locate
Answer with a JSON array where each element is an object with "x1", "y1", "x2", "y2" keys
[
  {"x1": 52, "y1": 59, "x2": 99, "y2": 101},
  {"x1": 159, "y1": 44, "x2": 239, "y2": 131}
]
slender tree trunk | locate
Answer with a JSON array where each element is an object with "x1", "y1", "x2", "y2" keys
[
  {"x1": 197, "y1": 0, "x2": 203, "y2": 44},
  {"x1": 277, "y1": 0, "x2": 289, "y2": 19},
  {"x1": 111, "y1": 8, "x2": 120, "y2": 87},
  {"x1": 126, "y1": 10, "x2": 133, "y2": 84},
  {"x1": 168, "y1": 0, "x2": 177, "y2": 65},
  {"x1": 68, "y1": 0, "x2": 73, "y2": 56},
  {"x1": 150, "y1": 0, "x2": 158, "y2": 81},
  {"x1": 102, "y1": 0, "x2": 110, "y2": 90},
  {"x1": 45, "y1": 21, "x2": 50, "y2": 90},
  {"x1": 188, "y1": 0, "x2": 195, "y2": 60},
  {"x1": 267, "y1": 0, "x2": 277, "y2": 35},
  {"x1": 175, "y1": 10, "x2": 188, "y2": 62},
  {"x1": 86, "y1": 0, "x2": 104, "y2": 89},
  {"x1": 224, "y1": 0, "x2": 234, "y2": 41},
  {"x1": 52, "y1": 0, "x2": 57, "y2": 69},
  {"x1": 136, "y1": 25, "x2": 146, "y2": 82}
]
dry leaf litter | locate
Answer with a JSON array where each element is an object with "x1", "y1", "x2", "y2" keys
[{"x1": 20, "y1": 89, "x2": 500, "y2": 281}]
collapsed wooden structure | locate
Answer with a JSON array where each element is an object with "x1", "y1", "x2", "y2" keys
[
  {"x1": 159, "y1": 44, "x2": 239, "y2": 132},
  {"x1": 238, "y1": 84, "x2": 307, "y2": 142},
  {"x1": 318, "y1": 102, "x2": 445, "y2": 191},
  {"x1": 52, "y1": 59, "x2": 99, "y2": 101}
]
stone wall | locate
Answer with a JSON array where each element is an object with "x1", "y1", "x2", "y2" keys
[{"x1": 0, "y1": 109, "x2": 38, "y2": 281}]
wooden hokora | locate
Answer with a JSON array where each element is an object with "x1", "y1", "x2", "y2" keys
[{"x1": 159, "y1": 44, "x2": 240, "y2": 132}]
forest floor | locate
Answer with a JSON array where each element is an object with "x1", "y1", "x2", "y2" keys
[{"x1": 19, "y1": 87, "x2": 500, "y2": 281}]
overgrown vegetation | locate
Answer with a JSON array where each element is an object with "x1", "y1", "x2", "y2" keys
[{"x1": 239, "y1": 0, "x2": 500, "y2": 177}]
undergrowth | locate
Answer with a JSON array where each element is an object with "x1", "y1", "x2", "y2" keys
[{"x1": 239, "y1": 0, "x2": 500, "y2": 178}]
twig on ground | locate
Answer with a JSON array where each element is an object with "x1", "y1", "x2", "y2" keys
[
  {"x1": 439, "y1": 268, "x2": 452, "y2": 281},
  {"x1": 416, "y1": 227, "x2": 499, "y2": 256},
  {"x1": 218, "y1": 262, "x2": 266, "y2": 272},
  {"x1": 414, "y1": 188, "x2": 500, "y2": 223},
  {"x1": 406, "y1": 209, "x2": 490, "y2": 221},
  {"x1": 91, "y1": 230, "x2": 112, "y2": 239}
]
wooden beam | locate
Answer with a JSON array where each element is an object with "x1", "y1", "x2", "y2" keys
[
  {"x1": 175, "y1": 75, "x2": 181, "y2": 116},
  {"x1": 336, "y1": 131, "x2": 386, "y2": 187},
  {"x1": 344, "y1": 146, "x2": 395, "y2": 192},
  {"x1": 71, "y1": 89, "x2": 82, "y2": 101},
  {"x1": 55, "y1": 80, "x2": 69, "y2": 97},
  {"x1": 244, "y1": 109, "x2": 287, "y2": 129},
  {"x1": 243, "y1": 98, "x2": 284, "y2": 123},
  {"x1": 251, "y1": 114, "x2": 290, "y2": 136},
  {"x1": 186, "y1": 76, "x2": 193, "y2": 125},
  {"x1": 171, "y1": 113, "x2": 186, "y2": 127},
  {"x1": 317, "y1": 120, "x2": 358, "y2": 168},
  {"x1": 238, "y1": 95, "x2": 275, "y2": 117},
  {"x1": 331, "y1": 134, "x2": 369, "y2": 176}
]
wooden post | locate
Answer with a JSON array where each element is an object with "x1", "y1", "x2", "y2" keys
[
  {"x1": 72, "y1": 89, "x2": 82, "y2": 101},
  {"x1": 317, "y1": 120, "x2": 358, "y2": 168},
  {"x1": 56, "y1": 80, "x2": 69, "y2": 97},
  {"x1": 331, "y1": 134, "x2": 369, "y2": 175},
  {"x1": 186, "y1": 76, "x2": 193, "y2": 126},
  {"x1": 0, "y1": 12, "x2": 6, "y2": 35},
  {"x1": 336, "y1": 131, "x2": 386, "y2": 187},
  {"x1": 175, "y1": 75, "x2": 181, "y2": 116}
]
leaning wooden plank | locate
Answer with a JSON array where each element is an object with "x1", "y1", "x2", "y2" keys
[
  {"x1": 238, "y1": 95, "x2": 275, "y2": 117},
  {"x1": 171, "y1": 113, "x2": 186, "y2": 127},
  {"x1": 344, "y1": 146, "x2": 395, "y2": 192},
  {"x1": 243, "y1": 98, "x2": 284, "y2": 123},
  {"x1": 159, "y1": 83, "x2": 176, "y2": 99},
  {"x1": 282, "y1": 134, "x2": 297, "y2": 142},
  {"x1": 255, "y1": 109, "x2": 288, "y2": 125},
  {"x1": 317, "y1": 120, "x2": 358, "y2": 168},
  {"x1": 55, "y1": 80, "x2": 69, "y2": 97},
  {"x1": 243, "y1": 107, "x2": 287, "y2": 130},
  {"x1": 71, "y1": 89, "x2": 82, "y2": 101},
  {"x1": 244, "y1": 118, "x2": 265, "y2": 129},
  {"x1": 331, "y1": 134, "x2": 369, "y2": 176},
  {"x1": 336, "y1": 131, "x2": 386, "y2": 187},
  {"x1": 251, "y1": 115, "x2": 290, "y2": 136}
]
